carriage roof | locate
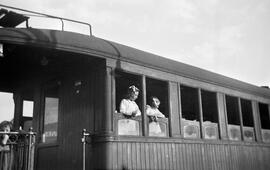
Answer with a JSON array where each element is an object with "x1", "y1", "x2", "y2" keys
[{"x1": 0, "y1": 27, "x2": 269, "y2": 98}]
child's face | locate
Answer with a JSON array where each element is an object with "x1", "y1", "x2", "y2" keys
[
  {"x1": 152, "y1": 98, "x2": 160, "y2": 108},
  {"x1": 130, "y1": 91, "x2": 139, "y2": 101},
  {"x1": 3, "y1": 126, "x2": 11, "y2": 133}
]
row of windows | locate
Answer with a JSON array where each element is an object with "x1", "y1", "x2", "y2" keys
[{"x1": 115, "y1": 71, "x2": 270, "y2": 143}]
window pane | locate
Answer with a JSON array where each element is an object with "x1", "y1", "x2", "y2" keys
[
  {"x1": 0, "y1": 92, "x2": 14, "y2": 123},
  {"x1": 23, "y1": 100, "x2": 33, "y2": 117},
  {"x1": 241, "y1": 99, "x2": 253, "y2": 127},
  {"x1": 226, "y1": 95, "x2": 241, "y2": 141},
  {"x1": 225, "y1": 95, "x2": 240, "y2": 125},
  {"x1": 241, "y1": 99, "x2": 255, "y2": 141},
  {"x1": 201, "y1": 90, "x2": 219, "y2": 140},
  {"x1": 201, "y1": 90, "x2": 218, "y2": 123},
  {"x1": 43, "y1": 85, "x2": 59, "y2": 143},
  {"x1": 181, "y1": 85, "x2": 200, "y2": 138},
  {"x1": 259, "y1": 103, "x2": 270, "y2": 130},
  {"x1": 181, "y1": 85, "x2": 199, "y2": 121}
]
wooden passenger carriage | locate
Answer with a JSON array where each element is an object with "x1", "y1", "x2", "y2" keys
[{"x1": 0, "y1": 7, "x2": 270, "y2": 170}]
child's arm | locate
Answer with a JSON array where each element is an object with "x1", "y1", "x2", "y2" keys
[{"x1": 1, "y1": 134, "x2": 9, "y2": 145}]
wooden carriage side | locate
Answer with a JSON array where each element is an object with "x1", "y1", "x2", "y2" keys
[{"x1": 0, "y1": 27, "x2": 270, "y2": 170}]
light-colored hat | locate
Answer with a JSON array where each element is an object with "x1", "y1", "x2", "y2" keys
[{"x1": 128, "y1": 85, "x2": 139, "y2": 93}]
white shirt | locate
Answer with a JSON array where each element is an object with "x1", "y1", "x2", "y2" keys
[
  {"x1": 146, "y1": 105, "x2": 165, "y2": 118},
  {"x1": 119, "y1": 99, "x2": 141, "y2": 116}
]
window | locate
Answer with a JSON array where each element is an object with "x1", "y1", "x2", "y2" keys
[
  {"x1": 259, "y1": 103, "x2": 270, "y2": 142},
  {"x1": 241, "y1": 99, "x2": 255, "y2": 141},
  {"x1": 115, "y1": 71, "x2": 142, "y2": 136},
  {"x1": 0, "y1": 92, "x2": 14, "y2": 123},
  {"x1": 22, "y1": 100, "x2": 34, "y2": 131},
  {"x1": 146, "y1": 77, "x2": 168, "y2": 137},
  {"x1": 180, "y1": 85, "x2": 200, "y2": 138},
  {"x1": 201, "y1": 90, "x2": 219, "y2": 139},
  {"x1": 225, "y1": 95, "x2": 241, "y2": 141},
  {"x1": 42, "y1": 83, "x2": 59, "y2": 143}
]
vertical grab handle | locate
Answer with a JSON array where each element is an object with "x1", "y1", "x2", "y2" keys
[{"x1": 81, "y1": 129, "x2": 90, "y2": 170}]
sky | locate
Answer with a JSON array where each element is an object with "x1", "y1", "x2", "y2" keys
[{"x1": 0, "y1": 0, "x2": 270, "y2": 122}]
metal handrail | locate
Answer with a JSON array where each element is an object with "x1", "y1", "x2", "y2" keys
[
  {"x1": 0, "y1": 4, "x2": 93, "y2": 36},
  {"x1": 81, "y1": 129, "x2": 91, "y2": 170},
  {"x1": 0, "y1": 128, "x2": 36, "y2": 170}
]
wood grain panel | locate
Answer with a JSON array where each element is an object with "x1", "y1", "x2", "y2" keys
[
  {"x1": 103, "y1": 141, "x2": 270, "y2": 170},
  {"x1": 169, "y1": 82, "x2": 181, "y2": 137},
  {"x1": 36, "y1": 146, "x2": 58, "y2": 170}
]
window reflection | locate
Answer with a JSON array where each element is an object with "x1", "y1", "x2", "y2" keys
[{"x1": 42, "y1": 84, "x2": 59, "y2": 143}]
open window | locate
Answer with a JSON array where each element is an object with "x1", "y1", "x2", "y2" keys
[
  {"x1": 225, "y1": 95, "x2": 241, "y2": 141},
  {"x1": 201, "y1": 90, "x2": 219, "y2": 140},
  {"x1": 180, "y1": 85, "x2": 200, "y2": 138},
  {"x1": 241, "y1": 99, "x2": 255, "y2": 141},
  {"x1": 259, "y1": 103, "x2": 270, "y2": 143},
  {"x1": 146, "y1": 77, "x2": 169, "y2": 137},
  {"x1": 0, "y1": 92, "x2": 14, "y2": 123},
  {"x1": 115, "y1": 70, "x2": 142, "y2": 136}
]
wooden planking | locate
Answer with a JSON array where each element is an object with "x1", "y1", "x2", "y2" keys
[
  {"x1": 104, "y1": 141, "x2": 270, "y2": 170},
  {"x1": 36, "y1": 146, "x2": 58, "y2": 170}
]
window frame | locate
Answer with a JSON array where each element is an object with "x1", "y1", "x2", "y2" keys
[
  {"x1": 200, "y1": 89, "x2": 220, "y2": 140},
  {"x1": 40, "y1": 80, "x2": 61, "y2": 145},
  {"x1": 179, "y1": 84, "x2": 201, "y2": 139}
]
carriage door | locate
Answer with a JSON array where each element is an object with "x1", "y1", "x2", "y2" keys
[
  {"x1": 37, "y1": 65, "x2": 94, "y2": 170},
  {"x1": 58, "y1": 68, "x2": 94, "y2": 170}
]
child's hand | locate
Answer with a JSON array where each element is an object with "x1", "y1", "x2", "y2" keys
[{"x1": 2, "y1": 134, "x2": 9, "y2": 145}]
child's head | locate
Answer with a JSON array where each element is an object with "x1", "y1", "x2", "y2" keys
[
  {"x1": 150, "y1": 96, "x2": 160, "y2": 108},
  {"x1": 0, "y1": 121, "x2": 12, "y2": 132},
  {"x1": 127, "y1": 85, "x2": 139, "y2": 101}
]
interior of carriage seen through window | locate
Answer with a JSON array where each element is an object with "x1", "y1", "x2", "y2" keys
[
  {"x1": 259, "y1": 103, "x2": 270, "y2": 143},
  {"x1": 225, "y1": 95, "x2": 242, "y2": 141},
  {"x1": 114, "y1": 71, "x2": 169, "y2": 137},
  {"x1": 146, "y1": 77, "x2": 169, "y2": 137},
  {"x1": 115, "y1": 71, "x2": 142, "y2": 136},
  {"x1": 201, "y1": 90, "x2": 219, "y2": 140},
  {"x1": 180, "y1": 85, "x2": 201, "y2": 139},
  {"x1": 113, "y1": 71, "x2": 269, "y2": 142},
  {"x1": 240, "y1": 99, "x2": 255, "y2": 141}
]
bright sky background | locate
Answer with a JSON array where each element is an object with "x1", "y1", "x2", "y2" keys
[{"x1": 0, "y1": 0, "x2": 270, "y2": 122}]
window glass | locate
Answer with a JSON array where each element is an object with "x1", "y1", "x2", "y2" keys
[
  {"x1": 0, "y1": 92, "x2": 14, "y2": 123},
  {"x1": 180, "y1": 85, "x2": 200, "y2": 138},
  {"x1": 201, "y1": 90, "x2": 219, "y2": 139},
  {"x1": 241, "y1": 99, "x2": 253, "y2": 127},
  {"x1": 146, "y1": 77, "x2": 168, "y2": 137},
  {"x1": 23, "y1": 100, "x2": 33, "y2": 117},
  {"x1": 201, "y1": 90, "x2": 218, "y2": 123},
  {"x1": 259, "y1": 103, "x2": 270, "y2": 130},
  {"x1": 22, "y1": 100, "x2": 34, "y2": 131},
  {"x1": 241, "y1": 99, "x2": 255, "y2": 141},
  {"x1": 225, "y1": 95, "x2": 240, "y2": 125},
  {"x1": 259, "y1": 103, "x2": 270, "y2": 143},
  {"x1": 42, "y1": 84, "x2": 59, "y2": 143},
  {"x1": 225, "y1": 95, "x2": 241, "y2": 141},
  {"x1": 181, "y1": 85, "x2": 199, "y2": 121}
]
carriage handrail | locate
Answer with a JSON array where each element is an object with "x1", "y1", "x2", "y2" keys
[
  {"x1": 81, "y1": 129, "x2": 91, "y2": 170},
  {"x1": 0, "y1": 4, "x2": 93, "y2": 36},
  {"x1": 0, "y1": 128, "x2": 36, "y2": 170}
]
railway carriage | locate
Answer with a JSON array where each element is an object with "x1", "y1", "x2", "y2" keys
[{"x1": 0, "y1": 6, "x2": 270, "y2": 170}]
